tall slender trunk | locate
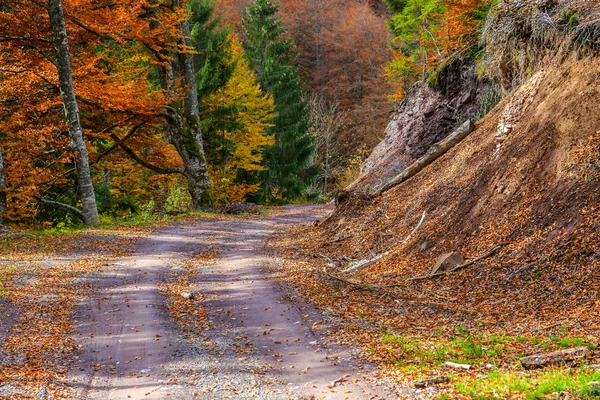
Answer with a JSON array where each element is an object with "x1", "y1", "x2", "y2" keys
[
  {"x1": 152, "y1": 2, "x2": 213, "y2": 209},
  {"x1": 176, "y1": 11, "x2": 212, "y2": 209},
  {"x1": 0, "y1": 145, "x2": 7, "y2": 226},
  {"x1": 311, "y1": 0, "x2": 324, "y2": 87},
  {"x1": 47, "y1": 0, "x2": 99, "y2": 226}
]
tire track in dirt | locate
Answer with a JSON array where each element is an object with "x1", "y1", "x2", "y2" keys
[{"x1": 68, "y1": 205, "x2": 407, "y2": 399}]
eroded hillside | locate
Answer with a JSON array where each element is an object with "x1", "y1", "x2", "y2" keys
[{"x1": 270, "y1": 1, "x2": 600, "y2": 397}]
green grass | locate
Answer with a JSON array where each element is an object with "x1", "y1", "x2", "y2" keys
[
  {"x1": 456, "y1": 368, "x2": 600, "y2": 399},
  {"x1": 373, "y1": 330, "x2": 599, "y2": 398},
  {"x1": 19, "y1": 206, "x2": 273, "y2": 237}
]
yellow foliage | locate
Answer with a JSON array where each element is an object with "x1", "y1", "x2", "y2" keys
[{"x1": 202, "y1": 35, "x2": 276, "y2": 205}]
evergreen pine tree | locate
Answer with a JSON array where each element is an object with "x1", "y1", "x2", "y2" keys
[
  {"x1": 189, "y1": 0, "x2": 235, "y2": 98},
  {"x1": 241, "y1": 0, "x2": 315, "y2": 201}
]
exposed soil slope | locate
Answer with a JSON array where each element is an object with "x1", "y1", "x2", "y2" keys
[{"x1": 270, "y1": 49, "x2": 600, "y2": 393}]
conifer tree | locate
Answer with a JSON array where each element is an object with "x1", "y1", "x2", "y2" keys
[
  {"x1": 189, "y1": 0, "x2": 235, "y2": 98},
  {"x1": 241, "y1": 0, "x2": 315, "y2": 201},
  {"x1": 202, "y1": 36, "x2": 276, "y2": 205}
]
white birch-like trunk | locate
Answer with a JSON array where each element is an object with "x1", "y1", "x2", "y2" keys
[
  {"x1": 0, "y1": 145, "x2": 7, "y2": 225},
  {"x1": 47, "y1": 0, "x2": 99, "y2": 226}
]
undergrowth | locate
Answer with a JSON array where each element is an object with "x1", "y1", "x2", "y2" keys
[{"x1": 456, "y1": 369, "x2": 600, "y2": 399}]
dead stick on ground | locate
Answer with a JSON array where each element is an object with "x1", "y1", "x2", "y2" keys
[
  {"x1": 402, "y1": 210, "x2": 426, "y2": 245},
  {"x1": 322, "y1": 268, "x2": 406, "y2": 291},
  {"x1": 408, "y1": 242, "x2": 509, "y2": 282},
  {"x1": 531, "y1": 322, "x2": 562, "y2": 333},
  {"x1": 341, "y1": 211, "x2": 427, "y2": 274}
]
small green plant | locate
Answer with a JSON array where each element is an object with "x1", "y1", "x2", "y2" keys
[
  {"x1": 560, "y1": 9, "x2": 580, "y2": 26},
  {"x1": 558, "y1": 337, "x2": 585, "y2": 348},
  {"x1": 460, "y1": 335, "x2": 485, "y2": 359},
  {"x1": 164, "y1": 184, "x2": 192, "y2": 214},
  {"x1": 382, "y1": 334, "x2": 402, "y2": 345},
  {"x1": 456, "y1": 325, "x2": 467, "y2": 334}
]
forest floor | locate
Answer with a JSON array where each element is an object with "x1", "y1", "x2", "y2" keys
[{"x1": 0, "y1": 205, "x2": 411, "y2": 399}]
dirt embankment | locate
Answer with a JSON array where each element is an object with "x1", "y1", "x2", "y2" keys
[
  {"x1": 270, "y1": 1, "x2": 600, "y2": 394},
  {"x1": 277, "y1": 53, "x2": 600, "y2": 333}
]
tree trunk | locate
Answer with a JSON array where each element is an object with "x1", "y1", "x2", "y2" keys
[
  {"x1": 0, "y1": 145, "x2": 7, "y2": 226},
  {"x1": 154, "y1": 2, "x2": 213, "y2": 210},
  {"x1": 376, "y1": 119, "x2": 475, "y2": 195},
  {"x1": 47, "y1": 0, "x2": 99, "y2": 226}
]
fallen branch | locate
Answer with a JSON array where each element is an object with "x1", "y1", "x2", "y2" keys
[
  {"x1": 341, "y1": 253, "x2": 384, "y2": 274},
  {"x1": 444, "y1": 361, "x2": 471, "y2": 370},
  {"x1": 503, "y1": 263, "x2": 535, "y2": 281},
  {"x1": 341, "y1": 211, "x2": 427, "y2": 274},
  {"x1": 408, "y1": 242, "x2": 509, "y2": 282},
  {"x1": 414, "y1": 376, "x2": 449, "y2": 388},
  {"x1": 376, "y1": 120, "x2": 475, "y2": 195},
  {"x1": 322, "y1": 269, "x2": 372, "y2": 289},
  {"x1": 32, "y1": 195, "x2": 85, "y2": 219},
  {"x1": 402, "y1": 210, "x2": 426, "y2": 245},
  {"x1": 521, "y1": 347, "x2": 590, "y2": 369},
  {"x1": 321, "y1": 269, "x2": 405, "y2": 291},
  {"x1": 531, "y1": 322, "x2": 561, "y2": 333}
]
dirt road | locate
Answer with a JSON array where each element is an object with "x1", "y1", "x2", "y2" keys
[{"x1": 68, "y1": 205, "x2": 403, "y2": 399}]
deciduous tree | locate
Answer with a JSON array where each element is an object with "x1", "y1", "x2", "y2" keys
[
  {"x1": 47, "y1": 0, "x2": 99, "y2": 226},
  {"x1": 202, "y1": 36, "x2": 275, "y2": 204}
]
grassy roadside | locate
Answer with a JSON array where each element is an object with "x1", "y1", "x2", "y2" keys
[{"x1": 359, "y1": 327, "x2": 600, "y2": 399}]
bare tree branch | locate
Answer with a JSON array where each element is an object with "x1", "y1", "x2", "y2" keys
[
  {"x1": 32, "y1": 195, "x2": 85, "y2": 219},
  {"x1": 110, "y1": 133, "x2": 184, "y2": 175}
]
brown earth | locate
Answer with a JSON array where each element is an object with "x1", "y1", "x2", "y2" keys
[{"x1": 268, "y1": 55, "x2": 600, "y2": 390}]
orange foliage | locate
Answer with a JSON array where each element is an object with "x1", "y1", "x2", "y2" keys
[
  {"x1": 437, "y1": 0, "x2": 489, "y2": 53},
  {"x1": 0, "y1": 0, "x2": 192, "y2": 221},
  {"x1": 278, "y1": 0, "x2": 396, "y2": 174}
]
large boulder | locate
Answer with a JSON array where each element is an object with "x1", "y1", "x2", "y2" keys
[{"x1": 356, "y1": 56, "x2": 486, "y2": 191}]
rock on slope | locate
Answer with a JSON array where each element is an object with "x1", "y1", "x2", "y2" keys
[{"x1": 356, "y1": 56, "x2": 488, "y2": 190}]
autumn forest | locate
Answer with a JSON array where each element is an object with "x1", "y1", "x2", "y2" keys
[
  {"x1": 0, "y1": 0, "x2": 492, "y2": 227},
  {"x1": 2, "y1": 0, "x2": 600, "y2": 398}
]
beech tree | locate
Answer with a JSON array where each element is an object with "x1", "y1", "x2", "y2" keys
[
  {"x1": 0, "y1": 0, "x2": 217, "y2": 223},
  {"x1": 149, "y1": 0, "x2": 214, "y2": 209},
  {"x1": 47, "y1": 0, "x2": 99, "y2": 226}
]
